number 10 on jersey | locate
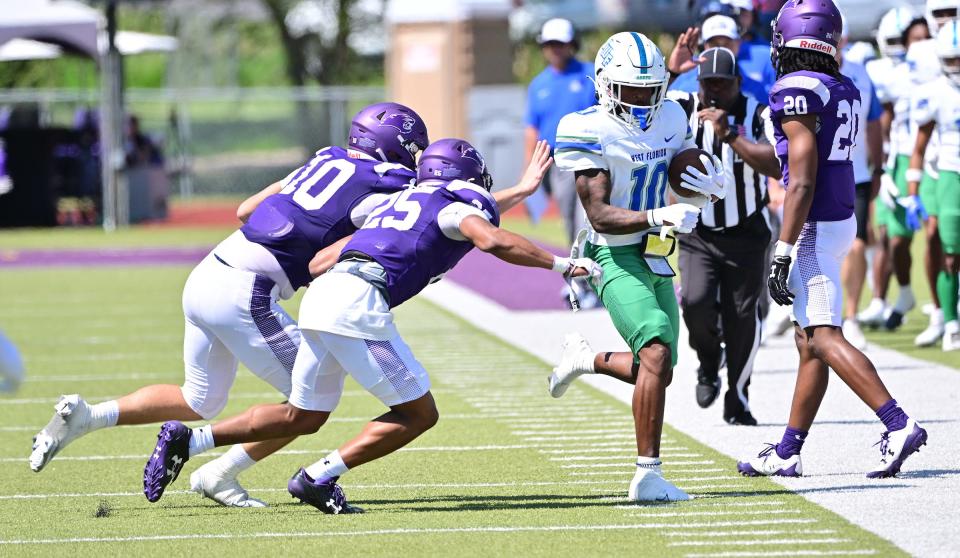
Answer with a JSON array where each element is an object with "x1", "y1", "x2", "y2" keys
[{"x1": 629, "y1": 161, "x2": 668, "y2": 211}]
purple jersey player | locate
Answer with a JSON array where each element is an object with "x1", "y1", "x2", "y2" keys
[
  {"x1": 31, "y1": 102, "x2": 429, "y2": 509},
  {"x1": 142, "y1": 138, "x2": 602, "y2": 513},
  {"x1": 737, "y1": 0, "x2": 927, "y2": 479}
]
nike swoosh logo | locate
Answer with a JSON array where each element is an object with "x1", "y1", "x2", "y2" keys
[{"x1": 664, "y1": 134, "x2": 676, "y2": 143}]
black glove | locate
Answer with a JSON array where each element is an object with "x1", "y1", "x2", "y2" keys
[{"x1": 768, "y1": 255, "x2": 795, "y2": 306}]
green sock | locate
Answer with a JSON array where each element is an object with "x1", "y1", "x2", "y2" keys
[{"x1": 938, "y1": 271, "x2": 960, "y2": 323}]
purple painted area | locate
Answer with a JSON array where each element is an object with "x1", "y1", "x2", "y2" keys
[
  {"x1": 0, "y1": 247, "x2": 210, "y2": 268},
  {"x1": 2, "y1": 241, "x2": 573, "y2": 311},
  {"x1": 444, "y1": 243, "x2": 570, "y2": 311}
]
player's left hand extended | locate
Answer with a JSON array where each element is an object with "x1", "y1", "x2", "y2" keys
[
  {"x1": 680, "y1": 154, "x2": 726, "y2": 200},
  {"x1": 768, "y1": 256, "x2": 795, "y2": 306},
  {"x1": 517, "y1": 140, "x2": 553, "y2": 197},
  {"x1": 897, "y1": 194, "x2": 928, "y2": 231}
]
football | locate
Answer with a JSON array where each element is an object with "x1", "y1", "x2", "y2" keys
[{"x1": 668, "y1": 148, "x2": 719, "y2": 202}]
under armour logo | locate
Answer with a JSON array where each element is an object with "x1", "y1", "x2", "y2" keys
[
  {"x1": 326, "y1": 498, "x2": 342, "y2": 514},
  {"x1": 167, "y1": 454, "x2": 183, "y2": 478},
  {"x1": 323, "y1": 459, "x2": 331, "y2": 466}
]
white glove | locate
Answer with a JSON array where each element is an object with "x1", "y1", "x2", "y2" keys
[
  {"x1": 552, "y1": 256, "x2": 603, "y2": 284},
  {"x1": 648, "y1": 203, "x2": 701, "y2": 234},
  {"x1": 879, "y1": 173, "x2": 898, "y2": 210},
  {"x1": 680, "y1": 153, "x2": 727, "y2": 200}
]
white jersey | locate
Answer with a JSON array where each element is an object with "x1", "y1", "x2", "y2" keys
[
  {"x1": 912, "y1": 75, "x2": 960, "y2": 173},
  {"x1": 865, "y1": 57, "x2": 898, "y2": 105},
  {"x1": 840, "y1": 59, "x2": 878, "y2": 183},
  {"x1": 554, "y1": 101, "x2": 695, "y2": 246},
  {"x1": 890, "y1": 40, "x2": 942, "y2": 165}
]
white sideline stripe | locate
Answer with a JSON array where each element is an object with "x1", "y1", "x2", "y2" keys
[
  {"x1": 572, "y1": 468, "x2": 724, "y2": 477},
  {"x1": 24, "y1": 372, "x2": 173, "y2": 383},
  {"x1": 1, "y1": 390, "x2": 386, "y2": 405},
  {"x1": 512, "y1": 429, "x2": 635, "y2": 436},
  {"x1": 0, "y1": 479, "x2": 636, "y2": 500},
  {"x1": 549, "y1": 455, "x2": 704, "y2": 462},
  {"x1": 684, "y1": 551, "x2": 877, "y2": 557},
  {"x1": 539, "y1": 448, "x2": 644, "y2": 454},
  {"x1": 672, "y1": 538, "x2": 850, "y2": 547},
  {"x1": 523, "y1": 435, "x2": 636, "y2": 442},
  {"x1": 0, "y1": 521, "x2": 829, "y2": 545},
  {"x1": 628, "y1": 509, "x2": 801, "y2": 518}
]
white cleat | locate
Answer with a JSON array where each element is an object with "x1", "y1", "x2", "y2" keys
[
  {"x1": 915, "y1": 309, "x2": 944, "y2": 347},
  {"x1": 190, "y1": 464, "x2": 267, "y2": 508},
  {"x1": 737, "y1": 444, "x2": 803, "y2": 477},
  {"x1": 866, "y1": 418, "x2": 928, "y2": 478},
  {"x1": 943, "y1": 321, "x2": 960, "y2": 352},
  {"x1": 29, "y1": 394, "x2": 94, "y2": 472},
  {"x1": 628, "y1": 468, "x2": 691, "y2": 502},
  {"x1": 548, "y1": 333, "x2": 593, "y2": 399},
  {"x1": 857, "y1": 298, "x2": 887, "y2": 329},
  {"x1": 842, "y1": 320, "x2": 867, "y2": 350}
]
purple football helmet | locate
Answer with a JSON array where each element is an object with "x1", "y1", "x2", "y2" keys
[
  {"x1": 416, "y1": 138, "x2": 493, "y2": 191},
  {"x1": 348, "y1": 102, "x2": 429, "y2": 170},
  {"x1": 770, "y1": 0, "x2": 844, "y2": 67}
]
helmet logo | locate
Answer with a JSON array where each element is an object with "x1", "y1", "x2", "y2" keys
[
  {"x1": 461, "y1": 146, "x2": 486, "y2": 169},
  {"x1": 381, "y1": 113, "x2": 416, "y2": 135},
  {"x1": 599, "y1": 42, "x2": 614, "y2": 66}
]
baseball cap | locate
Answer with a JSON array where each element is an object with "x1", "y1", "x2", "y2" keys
[
  {"x1": 701, "y1": 15, "x2": 740, "y2": 41},
  {"x1": 698, "y1": 47, "x2": 740, "y2": 79},
  {"x1": 538, "y1": 18, "x2": 576, "y2": 44}
]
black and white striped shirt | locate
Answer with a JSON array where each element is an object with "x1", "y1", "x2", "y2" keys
[{"x1": 668, "y1": 91, "x2": 770, "y2": 230}]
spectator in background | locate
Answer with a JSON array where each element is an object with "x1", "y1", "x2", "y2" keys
[
  {"x1": 523, "y1": 18, "x2": 596, "y2": 244},
  {"x1": 667, "y1": 14, "x2": 775, "y2": 104},
  {"x1": 837, "y1": 21, "x2": 886, "y2": 350},
  {"x1": 124, "y1": 115, "x2": 162, "y2": 168}
]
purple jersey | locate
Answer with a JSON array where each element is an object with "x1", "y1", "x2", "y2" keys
[
  {"x1": 344, "y1": 180, "x2": 500, "y2": 307},
  {"x1": 241, "y1": 146, "x2": 414, "y2": 289},
  {"x1": 769, "y1": 70, "x2": 860, "y2": 222}
]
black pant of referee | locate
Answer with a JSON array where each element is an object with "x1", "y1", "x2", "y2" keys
[{"x1": 679, "y1": 211, "x2": 771, "y2": 425}]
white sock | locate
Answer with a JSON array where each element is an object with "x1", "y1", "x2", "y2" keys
[
  {"x1": 304, "y1": 450, "x2": 349, "y2": 481},
  {"x1": 635, "y1": 455, "x2": 662, "y2": 474},
  {"x1": 208, "y1": 445, "x2": 256, "y2": 478},
  {"x1": 929, "y1": 308, "x2": 944, "y2": 326},
  {"x1": 575, "y1": 351, "x2": 597, "y2": 373},
  {"x1": 88, "y1": 400, "x2": 119, "y2": 430},
  {"x1": 946, "y1": 320, "x2": 960, "y2": 334},
  {"x1": 894, "y1": 285, "x2": 915, "y2": 313},
  {"x1": 188, "y1": 425, "x2": 215, "y2": 458}
]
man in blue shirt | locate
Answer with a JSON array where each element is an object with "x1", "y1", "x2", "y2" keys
[
  {"x1": 667, "y1": 14, "x2": 775, "y2": 104},
  {"x1": 524, "y1": 18, "x2": 596, "y2": 243}
]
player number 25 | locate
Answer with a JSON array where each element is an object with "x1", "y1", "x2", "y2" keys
[{"x1": 363, "y1": 188, "x2": 428, "y2": 231}]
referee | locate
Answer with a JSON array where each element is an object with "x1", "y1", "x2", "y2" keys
[{"x1": 669, "y1": 47, "x2": 781, "y2": 425}]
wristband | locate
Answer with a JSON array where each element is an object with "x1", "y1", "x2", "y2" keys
[
  {"x1": 551, "y1": 255, "x2": 570, "y2": 274},
  {"x1": 722, "y1": 129, "x2": 739, "y2": 143},
  {"x1": 774, "y1": 241, "x2": 793, "y2": 258},
  {"x1": 905, "y1": 168, "x2": 924, "y2": 183},
  {"x1": 646, "y1": 209, "x2": 659, "y2": 226}
]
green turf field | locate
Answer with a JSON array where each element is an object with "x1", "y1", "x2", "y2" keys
[{"x1": 0, "y1": 259, "x2": 906, "y2": 556}]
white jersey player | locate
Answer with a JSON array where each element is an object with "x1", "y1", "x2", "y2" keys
[{"x1": 550, "y1": 32, "x2": 726, "y2": 502}]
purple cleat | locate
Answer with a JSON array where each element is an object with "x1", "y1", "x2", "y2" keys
[
  {"x1": 737, "y1": 444, "x2": 803, "y2": 477},
  {"x1": 143, "y1": 421, "x2": 192, "y2": 503},
  {"x1": 866, "y1": 418, "x2": 928, "y2": 478},
  {"x1": 288, "y1": 468, "x2": 364, "y2": 514}
]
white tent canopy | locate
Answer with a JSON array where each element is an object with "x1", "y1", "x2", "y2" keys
[
  {"x1": 0, "y1": 38, "x2": 63, "y2": 62},
  {"x1": 0, "y1": 0, "x2": 100, "y2": 57},
  {"x1": 112, "y1": 31, "x2": 178, "y2": 56}
]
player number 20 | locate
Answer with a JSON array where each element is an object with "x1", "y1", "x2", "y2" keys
[
  {"x1": 828, "y1": 99, "x2": 861, "y2": 162},
  {"x1": 782, "y1": 95, "x2": 808, "y2": 115}
]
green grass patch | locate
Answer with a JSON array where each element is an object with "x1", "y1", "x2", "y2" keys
[{"x1": 0, "y1": 265, "x2": 905, "y2": 555}]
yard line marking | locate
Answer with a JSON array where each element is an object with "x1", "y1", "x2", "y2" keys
[
  {"x1": 539, "y1": 447, "x2": 678, "y2": 454},
  {"x1": 0, "y1": 390, "x2": 401, "y2": 405},
  {"x1": 562, "y1": 460, "x2": 715, "y2": 469},
  {"x1": 617, "y1": 500, "x2": 788, "y2": 510},
  {"x1": 0, "y1": 520, "x2": 827, "y2": 545},
  {"x1": 671, "y1": 538, "x2": 850, "y2": 547},
  {"x1": 628, "y1": 510, "x2": 802, "y2": 518},
  {"x1": 684, "y1": 551, "x2": 877, "y2": 557},
  {"x1": 512, "y1": 429, "x2": 635, "y2": 436},
  {"x1": 523, "y1": 434, "x2": 637, "y2": 442},
  {"x1": 549, "y1": 453, "x2": 704, "y2": 461},
  {"x1": 571, "y1": 469, "x2": 726, "y2": 477},
  {"x1": 664, "y1": 529, "x2": 836, "y2": 537}
]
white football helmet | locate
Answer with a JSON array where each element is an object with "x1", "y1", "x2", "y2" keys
[
  {"x1": 594, "y1": 32, "x2": 669, "y2": 130},
  {"x1": 937, "y1": 18, "x2": 960, "y2": 85},
  {"x1": 877, "y1": 6, "x2": 917, "y2": 59},
  {"x1": 927, "y1": 0, "x2": 960, "y2": 32},
  {"x1": 907, "y1": 38, "x2": 942, "y2": 85}
]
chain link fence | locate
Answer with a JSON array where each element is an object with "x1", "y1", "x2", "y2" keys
[{"x1": 0, "y1": 86, "x2": 383, "y2": 200}]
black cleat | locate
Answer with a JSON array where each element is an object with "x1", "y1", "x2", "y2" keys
[
  {"x1": 724, "y1": 408, "x2": 758, "y2": 426},
  {"x1": 288, "y1": 468, "x2": 364, "y2": 514},
  {"x1": 696, "y1": 369, "x2": 721, "y2": 409}
]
